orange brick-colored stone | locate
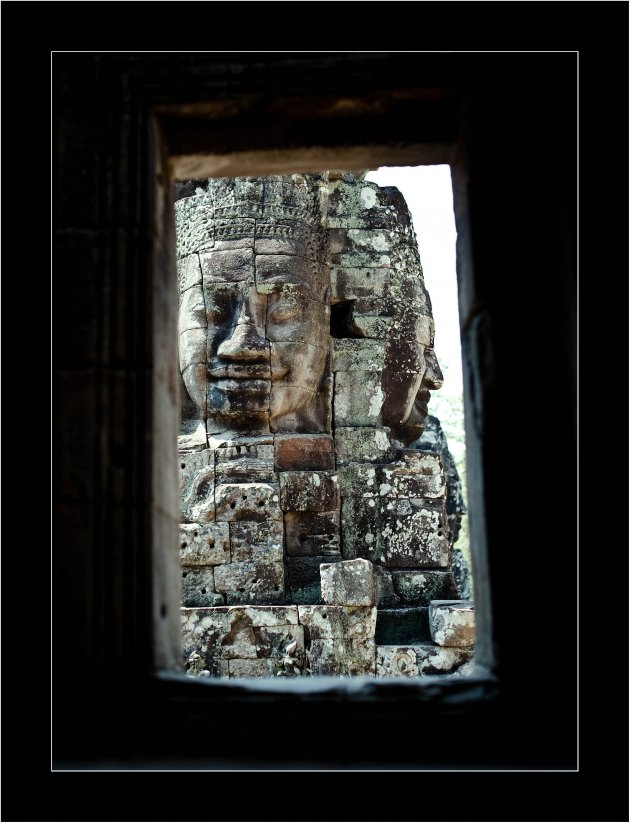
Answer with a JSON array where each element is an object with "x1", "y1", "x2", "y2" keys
[{"x1": 274, "y1": 434, "x2": 335, "y2": 471}]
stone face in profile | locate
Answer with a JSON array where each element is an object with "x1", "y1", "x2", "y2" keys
[{"x1": 326, "y1": 176, "x2": 443, "y2": 447}]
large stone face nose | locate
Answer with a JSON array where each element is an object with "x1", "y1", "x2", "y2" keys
[
  {"x1": 216, "y1": 287, "x2": 269, "y2": 362},
  {"x1": 422, "y1": 348, "x2": 444, "y2": 390},
  {"x1": 217, "y1": 323, "x2": 269, "y2": 361}
]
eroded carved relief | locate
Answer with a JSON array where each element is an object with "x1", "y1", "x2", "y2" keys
[
  {"x1": 178, "y1": 175, "x2": 331, "y2": 439},
  {"x1": 415, "y1": 414, "x2": 471, "y2": 598},
  {"x1": 327, "y1": 175, "x2": 444, "y2": 447},
  {"x1": 175, "y1": 172, "x2": 474, "y2": 678}
]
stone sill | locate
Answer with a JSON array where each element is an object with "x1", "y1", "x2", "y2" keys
[{"x1": 153, "y1": 665, "x2": 497, "y2": 705}]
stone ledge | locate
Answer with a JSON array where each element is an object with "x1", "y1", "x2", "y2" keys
[{"x1": 376, "y1": 644, "x2": 473, "y2": 677}]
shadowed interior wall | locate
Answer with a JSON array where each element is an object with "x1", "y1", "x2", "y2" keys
[{"x1": 52, "y1": 52, "x2": 576, "y2": 768}]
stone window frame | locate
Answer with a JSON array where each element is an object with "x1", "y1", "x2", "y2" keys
[
  {"x1": 54, "y1": 54, "x2": 516, "y2": 729},
  {"x1": 52, "y1": 50, "x2": 580, "y2": 773},
  {"x1": 155, "y1": 125, "x2": 494, "y2": 699},
  {"x1": 150, "y1": 91, "x2": 494, "y2": 704}
]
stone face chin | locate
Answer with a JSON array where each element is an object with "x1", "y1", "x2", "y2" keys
[{"x1": 175, "y1": 174, "x2": 469, "y2": 680}]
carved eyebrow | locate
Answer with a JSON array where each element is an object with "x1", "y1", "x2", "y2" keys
[
  {"x1": 267, "y1": 308, "x2": 301, "y2": 325},
  {"x1": 267, "y1": 298, "x2": 300, "y2": 313}
]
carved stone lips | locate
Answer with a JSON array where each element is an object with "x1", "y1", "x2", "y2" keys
[
  {"x1": 208, "y1": 364, "x2": 272, "y2": 380},
  {"x1": 213, "y1": 378, "x2": 270, "y2": 396},
  {"x1": 416, "y1": 388, "x2": 431, "y2": 417}
]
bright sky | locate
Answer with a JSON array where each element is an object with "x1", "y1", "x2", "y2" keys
[{"x1": 364, "y1": 166, "x2": 462, "y2": 403}]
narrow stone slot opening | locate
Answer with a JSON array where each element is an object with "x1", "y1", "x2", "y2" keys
[{"x1": 330, "y1": 301, "x2": 361, "y2": 339}]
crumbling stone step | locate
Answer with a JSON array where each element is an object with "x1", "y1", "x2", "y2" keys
[
  {"x1": 429, "y1": 600, "x2": 475, "y2": 647},
  {"x1": 298, "y1": 605, "x2": 377, "y2": 640},
  {"x1": 376, "y1": 644, "x2": 473, "y2": 677}
]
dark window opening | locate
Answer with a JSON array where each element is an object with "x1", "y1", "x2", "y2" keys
[{"x1": 330, "y1": 300, "x2": 362, "y2": 339}]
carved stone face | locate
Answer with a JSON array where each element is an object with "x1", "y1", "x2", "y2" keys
[
  {"x1": 176, "y1": 176, "x2": 331, "y2": 437},
  {"x1": 177, "y1": 175, "x2": 455, "y2": 636},
  {"x1": 380, "y1": 287, "x2": 444, "y2": 444},
  {"x1": 177, "y1": 173, "x2": 442, "y2": 445},
  {"x1": 199, "y1": 256, "x2": 330, "y2": 434},
  {"x1": 326, "y1": 175, "x2": 444, "y2": 445}
]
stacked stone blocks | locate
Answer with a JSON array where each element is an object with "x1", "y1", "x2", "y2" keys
[
  {"x1": 176, "y1": 175, "x2": 474, "y2": 678},
  {"x1": 182, "y1": 559, "x2": 378, "y2": 677}
]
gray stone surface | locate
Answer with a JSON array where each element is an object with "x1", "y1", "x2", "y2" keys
[
  {"x1": 177, "y1": 252, "x2": 202, "y2": 292},
  {"x1": 415, "y1": 644, "x2": 473, "y2": 675},
  {"x1": 414, "y1": 417, "x2": 466, "y2": 527},
  {"x1": 228, "y1": 658, "x2": 271, "y2": 678},
  {"x1": 329, "y1": 227, "x2": 393, "y2": 268},
  {"x1": 373, "y1": 567, "x2": 401, "y2": 607},
  {"x1": 214, "y1": 444, "x2": 276, "y2": 484},
  {"x1": 214, "y1": 561, "x2": 285, "y2": 598},
  {"x1": 452, "y1": 548, "x2": 472, "y2": 600},
  {"x1": 181, "y1": 606, "x2": 305, "y2": 677},
  {"x1": 376, "y1": 645, "x2": 420, "y2": 677},
  {"x1": 414, "y1": 416, "x2": 470, "y2": 594},
  {"x1": 179, "y1": 327, "x2": 207, "y2": 369},
  {"x1": 320, "y1": 558, "x2": 376, "y2": 606},
  {"x1": 254, "y1": 624, "x2": 304, "y2": 658},
  {"x1": 179, "y1": 449, "x2": 213, "y2": 492},
  {"x1": 331, "y1": 266, "x2": 391, "y2": 302},
  {"x1": 391, "y1": 570, "x2": 459, "y2": 606},
  {"x1": 181, "y1": 607, "x2": 257, "y2": 660},
  {"x1": 229, "y1": 519, "x2": 284, "y2": 563},
  {"x1": 189, "y1": 605, "x2": 298, "y2": 626},
  {"x1": 331, "y1": 338, "x2": 386, "y2": 372},
  {"x1": 180, "y1": 455, "x2": 215, "y2": 524},
  {"x1": 180, "y1": 522, "x2": 230, "y2": 566},
  {"x1": 178, "y1": 419, "x2": 208, "y2": 452},
  {"x1": 334, "y1": 427, "x2": 394, "y2": 465},
  {"x1": 376, "y1": 499, "x2": 450, "y2": 568},
  {"x1": 181, "y1": 568, "x2": 224, "y2": 607},
  {"x1": 278, "y1": 471, "x2": 339, "y2": 513},
  {"x1": 284, "y1": 510, "x2": 340, "y2": 557},
  {"x1": 340, "y1": 493, "x2": 449, "y2": 569},
  {"x1": 337, "y1": 463, "x2": 380, "y2": 497},
  {"x1": 215, "y1": 482, "x2": 282, "y2": 522},
  {"x1": 200, "y1": 248, "x2": 254, "y2": 282},
  {"x1": 298, "y1": 605, "x2": 376, "y2": 640},
  {"x1": 181, "y1": 608, "x2": 232, "y2": 659},
  {"x1": 376, "y1": 644, "x2": 473, "y2": 677},
  {"x1": 339, "y1": 496, "x2": 380, "y2": 562},
  {"x1": 307, "y1": 638, "x2": 376, "y2": 676},
  {"x1": 178, "y1": 284, "x2": 207, "y2": 334},
  {"x1": 379, "y1": 451, "x2": 446, "y2": 499},
  {"x1": 333, "y1": 371, "x2": 383, "y2": 427}
]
